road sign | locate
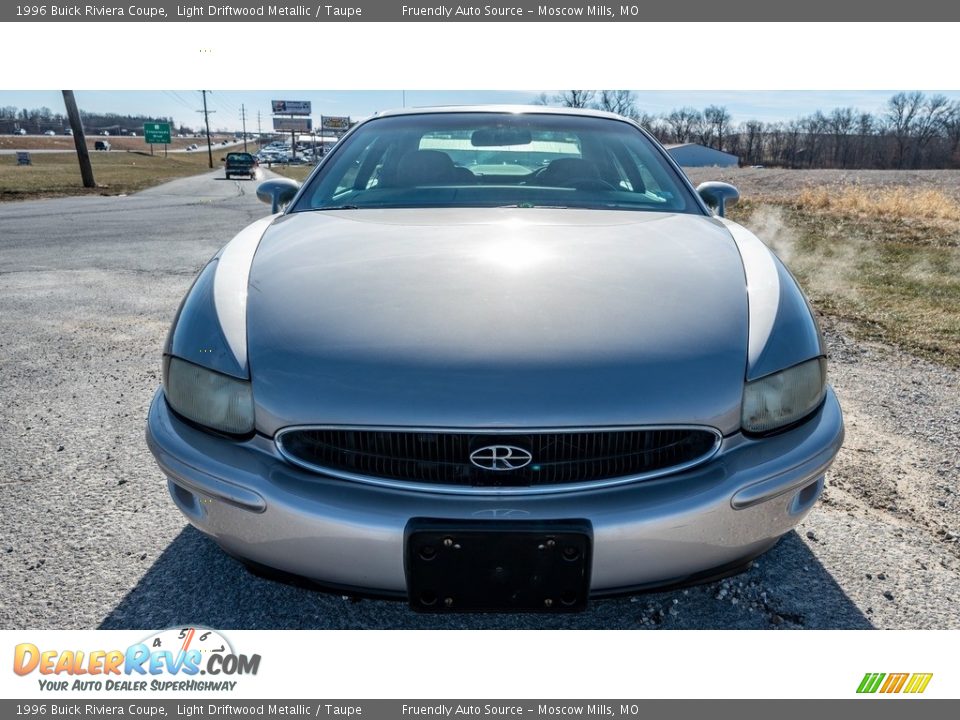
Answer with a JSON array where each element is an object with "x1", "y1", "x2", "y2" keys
[
  {"x1": 273, "y1": 117, "x2": 313, "y2": 132},
  {"x1": 272, "y1": 100, "x2": 311, "y2": 116},
  {"x1": 16, "y1": 151, "x2": 31, "y2": 166},
  {"x1": 143, "y1": 122, "x2": 171, "y2": 144}
]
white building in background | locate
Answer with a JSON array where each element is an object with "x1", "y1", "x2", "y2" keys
[{"x1": 665, "y1": 143, "x2": 739, "y2": 168}]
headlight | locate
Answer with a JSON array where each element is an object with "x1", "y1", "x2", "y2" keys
[
  {"x1": 741, "y1": 357, "x2": 826, "y2": 434},
  {"x1": 163, "y1": 356, "x2": 254, "y2": 435}
]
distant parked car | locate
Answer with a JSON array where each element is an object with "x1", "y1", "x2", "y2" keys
[
  {"x1": 14, "y1": 128, "x2": 26, "y2": 136},
  {"x1": 44, "y1": 130, "x2": 56, "y2": 136},
  {"x1": 63, "y1": 129, "x2": 73, "y2": 136},
  {"x1": 100, "y1": 131, "x2": 110, "y2": 136},
  {"x1": 94, "y1": 140, "x2": 111, "y2": 151}
]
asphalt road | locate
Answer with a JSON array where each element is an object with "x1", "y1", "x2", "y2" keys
[{"x1": 1, "y1": 172, "x2": 957, "y2": 630}]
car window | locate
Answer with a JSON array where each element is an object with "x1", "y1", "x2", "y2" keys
[{"x1": 293, "y1": 112, "x2": 701, "y2": 214}]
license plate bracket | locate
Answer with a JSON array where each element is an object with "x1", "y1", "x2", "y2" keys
[{"x1": 405, "y1": 518, "x2": 592, "y2": 613}]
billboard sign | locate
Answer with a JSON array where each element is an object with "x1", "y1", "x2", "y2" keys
[
  {"x1": 273, "y1": 117, "x2": 313, "y2": 132},
  {"x1": 272, "y1": 100, "x2": 311, "y2": 115},
  {"x1": 321, "y1": 116, "x2": 351, "y2": 132}
]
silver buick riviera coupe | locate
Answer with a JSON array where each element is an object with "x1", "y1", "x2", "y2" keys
[{"x1": 146, "y1": 106, "x2": 844, "y2": 612}]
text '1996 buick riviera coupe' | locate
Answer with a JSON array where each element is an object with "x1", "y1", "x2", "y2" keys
[{"x1": 146, "y1": 106, "x2": 844, "y2": 612}]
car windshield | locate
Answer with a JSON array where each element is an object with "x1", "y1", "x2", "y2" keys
[
  {"x1": 228, "y1": 153, "x2": 254, "y2": 162},
  {"x1": 292, "y1": 112, "x2": 701, "y2": 214}
]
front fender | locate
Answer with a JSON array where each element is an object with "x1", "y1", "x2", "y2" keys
[{"x1": 721, "y1": 218, "x2": 824, "y2": 380}]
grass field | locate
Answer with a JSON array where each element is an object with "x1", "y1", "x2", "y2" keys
[
  {"x1": 686, "y1": 169, "x2": 960, "y2": 367},
  {"x1": 0, "y1": 150, "x2": 222, "y2": 200},
  {"x1": 0, "y1": 134, "x2": 235, "y2": 153},
  {"x1": 264, "y1": 163, "x2": 314, "y2": 182}
]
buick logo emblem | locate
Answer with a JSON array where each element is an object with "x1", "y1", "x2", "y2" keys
[{"x1": 469, "y1": 445, "x2": 533, "y2": 471}]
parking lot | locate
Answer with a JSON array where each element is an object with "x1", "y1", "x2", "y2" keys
[{"x1": 1, "y1": 170, "x2": 958, "y2": 630}]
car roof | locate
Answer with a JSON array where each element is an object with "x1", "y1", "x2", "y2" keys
[{"x1": 371, "y1": 104, "x2": 634, "y2": 123}]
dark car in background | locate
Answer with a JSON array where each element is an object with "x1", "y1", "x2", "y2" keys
[{"x1": 224, "y1": 152, "x2": 258, "y2": 179}]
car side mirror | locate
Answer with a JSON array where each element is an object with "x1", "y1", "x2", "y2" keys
[
  {"x1": 256, "y1": 178, "x2": 301, "y2": 213},
  {"x1": 696, "y1": 182, "x2": 740, "y2": 218}
]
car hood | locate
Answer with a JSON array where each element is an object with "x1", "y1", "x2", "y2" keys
[{"x1": 246, "y1": 208, "x2": 748, "y2": 435}]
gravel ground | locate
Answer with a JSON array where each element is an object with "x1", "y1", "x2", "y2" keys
[{"x1": 0, "y1": 170, "x2": 957, "y2": 629}]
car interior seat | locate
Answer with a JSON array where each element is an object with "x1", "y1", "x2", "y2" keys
[
  {"x1": 391, "y1": 149, "x2": 471, "y2": 186},
  {"x1": 536, "y1": 157, "x2": 601, "y2": 186}
]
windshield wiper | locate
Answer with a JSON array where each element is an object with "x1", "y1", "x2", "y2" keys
[
  {"x1": 313, "y1": 204, "x2": 360, "y2": 211},
  {"x1": 496, "y1": 203, "x2": 570, "y2": 209}
]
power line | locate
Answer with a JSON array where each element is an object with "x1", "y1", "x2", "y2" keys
[
  {"x1": 161, "y1": 91, "x2": 197, "y2": 130},
  {"x1": 209, "y1": 91, "x2": 239, "y2": 120},
  {"x1": 163, "y1": 90, "x2": 195, "y2": 112}
]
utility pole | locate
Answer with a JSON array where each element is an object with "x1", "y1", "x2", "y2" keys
[
  {"x1": 257, "y1": 111, "x2": 262, "y2": 149},
  {"x1": 197, "y1": 90, "x2": 215, "y2": 169},
  {"x1": 61, "y1": 90, "x2": 95, "y2": 189},
  {"x1": 240, "y1": 104, "x2": 248, "y2": 152}
]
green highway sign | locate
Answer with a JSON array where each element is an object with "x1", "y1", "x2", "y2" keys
[{"x1": 143, "y1": 122, "x2": 171, "y2": 144}]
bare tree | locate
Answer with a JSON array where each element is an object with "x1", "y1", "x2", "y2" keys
[
  {"x1": 595, "y1": 90, "x2": 638, "y2": 119},
  {"x1": 766, "y1": 122, "x2": 786, "y2": 165},
  {"x1": 692, "y1": 112, "x2": 714, "y2": 148},
  {"x1": 854, "y1": 112, "x2": 876, "y2": 167},
  {"x1": 742, "y1": 120, "x2": 765, "y2": 165},
  {"x1": 944, "y1": 102, "x2": 960, "y2": 164},
  {"x1": 886, "y1": 91, "x2": 925, "y2": 169},
  {"x1": 703, "y1": 105, "x2": 731, "y2": 150},
  {"x1": 912, "y1": 94, "x2": 952, "y2": 166},
  {"x1": 665, "y1": 107, "x2": 701, "y2": 144},
  {"x1": 556, "y1": 90, "x2": 596, "y2": 108},
  {"x1": 828, "y1": 107, "x2": 855, "y2": 167},
  {"x1": 644, "y1": 115, "x2": 669, "y2": 142}
]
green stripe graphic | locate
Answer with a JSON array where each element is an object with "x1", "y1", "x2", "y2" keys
[{"x1": 857, "y1": 673, "x2": 886, "y2": 693}]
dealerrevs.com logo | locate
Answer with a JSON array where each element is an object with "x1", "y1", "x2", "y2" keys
[
  {"x1": 857, "y1": 673, "x2": 933, "y2": 694},
  {"x1": 13, "y1": 627, "x2": 261, "y2": 692}
]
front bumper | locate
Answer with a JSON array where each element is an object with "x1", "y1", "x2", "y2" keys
[{"x1": 146, "y1": 387, "x2": 844, "y2": 595}]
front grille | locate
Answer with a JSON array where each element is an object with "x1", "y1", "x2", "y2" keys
[{"x1": 276, "y1": 427, "x2": 720, "y2": 490}]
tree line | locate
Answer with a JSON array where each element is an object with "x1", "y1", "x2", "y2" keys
[
  {"x1": 536, "y1": 90, "x2": 960, "y2": 169},
  {"x1": 0, "y1": 106, "x2": 183, "y2": 135}
]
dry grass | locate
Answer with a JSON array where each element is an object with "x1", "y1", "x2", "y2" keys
[
  {"x1": 0, "y1": 150, "x2": 218, "y2": 201},
  {"x1": 794, "y1": 186, "x2": 960, "y2": 222},
  {"x1": 264, "y1": 163, "x2": 314, "y2": 182},
  {"x1": 0, "y1": 134, "x2": 234, "y2": 153},
  {"x1": 730, "y1": 195, "x2": 960, "y2": 366}
]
